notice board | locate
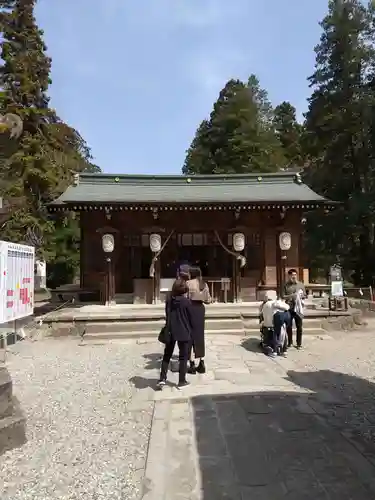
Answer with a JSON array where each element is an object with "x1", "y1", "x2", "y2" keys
[{"x1": 0, "y1": 241, "x2": 35, "y2": 324}]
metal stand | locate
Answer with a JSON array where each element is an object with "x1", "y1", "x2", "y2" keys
[{"x1": 329, "y1": 296, "x2": 348, "y2": 311}]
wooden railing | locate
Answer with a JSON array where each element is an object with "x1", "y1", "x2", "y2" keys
[
  {"x1": 305, "y1": 284, "x2": 373, "y2": 301},
  {"x1": 205, "y1": 278, "x2": 232, "y2": 303},
  {"x1": 257, "y1": 284, "x2": 373, "y2": 301}
]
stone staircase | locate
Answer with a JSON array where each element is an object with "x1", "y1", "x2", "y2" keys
[
  {"x1": 47, "y1": 302, "x2": 334, "y2": 344},
  {"x1": 38, "y1": 300, "x2": 356, "y2": 344},
  {"x1": 0, "y1": 363, "x2": 26, "y2": 455},
  {"x1": 81, "y1": 316, "x2": 246, "y2": 342},
  {"x1": 80, "y1": 318, "x2": 327, "y2": 344}
]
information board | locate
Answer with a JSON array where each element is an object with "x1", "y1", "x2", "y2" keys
[{"x1": 0, "y1": 241, "x2": 35, "y2": 324}]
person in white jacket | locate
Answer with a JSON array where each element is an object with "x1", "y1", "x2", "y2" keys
[{"x1": 260, "y1": 290, "x2": 290, "y2": 357}]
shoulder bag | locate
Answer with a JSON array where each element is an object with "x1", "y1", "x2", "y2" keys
[{"x1": 158, "y1": 297, "x2": 172, "y2": 344}]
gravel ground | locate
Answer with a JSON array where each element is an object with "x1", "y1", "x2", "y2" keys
[
  {"x1": 3, "y1": 330, "x2": 375, "y2": 499},
  {"x1": 0, "y1": 338, "x2": 160, "y2": 500},
  {"x1": 284, "y1": 329, "x2": 375, "y2": 382}
]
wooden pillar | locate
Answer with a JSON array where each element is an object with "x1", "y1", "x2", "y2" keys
[
  {"x1": 96, "y1": 227, "x2": 119, "y2": 306},
  {"x1": 79, "y1": 217, "x2": 84, "y2": 287},
  {"x1": 285, "y1": 232, "x2": 299, "y2": 275},
  {"x1": 264, "y1": 229, "x2": 277, "y2": 287},
  {"x1": 232, "y1": 256, "x2": 240, "y2": 302},
  {"x1": 236, "y1": 258, "x2": 242, "y2": 302},
  {"x1": 153, "y1": 257, "x2": 161, "y2": 304},
  {"x1": 276, "y1": 232, "x2": 287, "y2": 297},
  {"x1": 298, "y1": 229, "x2": 309, "y2": 283},
  {"x1": 105, "y1": 256, "x2": 115, "y2": 306},
  {"x1": 152, "y1": 271, "x2": 157, "y2": 304}
]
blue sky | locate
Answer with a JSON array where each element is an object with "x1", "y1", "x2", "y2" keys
[{"x1": 36, "y1": 0, "x2": 329, "y2": 174}]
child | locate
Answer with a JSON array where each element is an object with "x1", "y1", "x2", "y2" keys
[{"x1": 260, "y1": 290, "x2": 290, "y2": 358}]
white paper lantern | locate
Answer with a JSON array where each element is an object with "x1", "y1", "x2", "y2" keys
[
  {"x1": 279, "y1": 232, "x2": 291, "y2": 251},
  {"x1": 102, "y1": 233, "x2": 115, "y2": 253},
  {"x1": 150, "y1": 233, "x2": 161, "y2": 253},
  {"x1": 35, "y1": 259, "x2": 47, "y2": 289},
  {"x1": 233, "y1": 232, "x2": 245, "y2": 252},
  {"x1": 35, "y1": 259, "x2": 46, "y2": 277}
]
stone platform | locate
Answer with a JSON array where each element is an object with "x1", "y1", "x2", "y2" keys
[{"x1": 35, "y1": 302, "x2": 356, "y2": 343}]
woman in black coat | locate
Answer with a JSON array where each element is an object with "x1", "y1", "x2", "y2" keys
[
  {"x1": 158, "y1": 278, "x2": 193, "y2": 389},
  {"x1": 186, "y1": 266, "x2": 211, "y2": 374}
]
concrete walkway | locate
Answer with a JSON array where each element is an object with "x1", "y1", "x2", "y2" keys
[{"x1": 137, "y1": 335, "x2": 375, "y2": 500}]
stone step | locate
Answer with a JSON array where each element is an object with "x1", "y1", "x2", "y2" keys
[
  {"x1": 0, "y1": 367, "x2": 13, "y2": 419},
  {"x1": 243, "y1": 318, "x2": 324, "y2": 329},
  {"x1": 81, "y1": 326, "x2": 326, "y2": 343},
  {"x1": 81, "y1": 328, "x2": 245, "y2": 343},
  {"x1": 71, "y1": 312, "x2": 331, "y2": 325},
  {"x1": 84, "y1": 318, "x2": 244, "y2": 335},
  {"x1": 245, "y1": 327, "x2": 326, "y2": 336},
  {"x1": 50, "y1": 309, "x2": 245, "y2": 322},
  {"x1": 0, "y1": 410, "x2": 26, "y2": 455},
  {"x1": 41, "y1": 304, "x2": 349, "y2": 323},
  {"x1": 83, "y1": 318, "x2": 323, "y2": 335}
]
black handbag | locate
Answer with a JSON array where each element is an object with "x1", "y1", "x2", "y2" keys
[{"x1": 158, "y1": 297, "x2": 171, "y2": 344}]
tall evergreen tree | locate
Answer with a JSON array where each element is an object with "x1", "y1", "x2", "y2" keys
[
  {"x1": 0, "y1": 0, "x2": 57, "y2": 253},
  {"x1": 183, "y1": 119, "x2": 215, "y2": 175},
  {"x1": 0, "y1": 0, "x2": 99, "y2": 285},
  {"x1": 183, "y1": 76, "x2": 285, "y2": 175},
  {"x1": 273, "y1": 101, "x2": 304, "y2": 168},
  {"x1": 303, "y1": 0, "x2": 375, "y2": 283},
  {"x1": 247, "y1": 74, "x2": 274, "y2": 127}
]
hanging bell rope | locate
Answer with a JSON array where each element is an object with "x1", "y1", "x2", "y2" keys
[
  {"x1": 149, "y1": 229, "x2": 175, "y2": 277},
  {"x1": 214, "y1": 230, "x2": 246, "y2": 268}
]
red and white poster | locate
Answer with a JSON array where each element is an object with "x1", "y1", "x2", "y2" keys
[{"x1": 0, "y1": 241, "x2": 35, "y2": 324}]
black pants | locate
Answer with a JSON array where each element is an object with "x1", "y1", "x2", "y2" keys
[
  {"x1": 286, "y1": 310, "x2": 303, "y2": 347},
  {"x1": 160, "y1": 339, "x2": 189, "y2": 384}
]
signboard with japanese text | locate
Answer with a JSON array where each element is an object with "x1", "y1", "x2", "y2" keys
[{"x1": 0, "y1": 241, "x2": 35, "y2": 324}]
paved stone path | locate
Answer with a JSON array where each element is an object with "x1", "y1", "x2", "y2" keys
[{"x1": 139, "y1": 334, "x2": 375, "y2": 500}]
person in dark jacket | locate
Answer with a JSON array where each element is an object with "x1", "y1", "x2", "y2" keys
[
  {"x1": 157, "y1": 278, "x2": 193, "y2": 389},
  {"x1": 283, "y1": 269, "x2": 306, "y2": 349}
]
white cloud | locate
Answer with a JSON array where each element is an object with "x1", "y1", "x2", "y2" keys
[
  {"x1": 98, "y1": 0, "x2": 124, "y2": 23},
  {"x1": 138, "y1": 1, "x2": 247, "y2": 95},
  {"x1": 39, "y1": 0, "x2": 247, "y2": 97},
  {"x1": 124, "y1": 0, "x2": 240, "y2": 29},
  {"x1": 186, "y1": 49, "x2": 249, "y2": 97},
  {"x1": 162, "y1": 0, "x2": 230, "y2": 27}
]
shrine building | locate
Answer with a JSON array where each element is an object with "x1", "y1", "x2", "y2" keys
[{"x1": 49, "y1": 172, "x2": 335, "y2": 304}]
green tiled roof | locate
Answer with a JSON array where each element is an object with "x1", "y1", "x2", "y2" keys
[{"x1": 51, "y1": 172, "x2": 331, "y2": 205}]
